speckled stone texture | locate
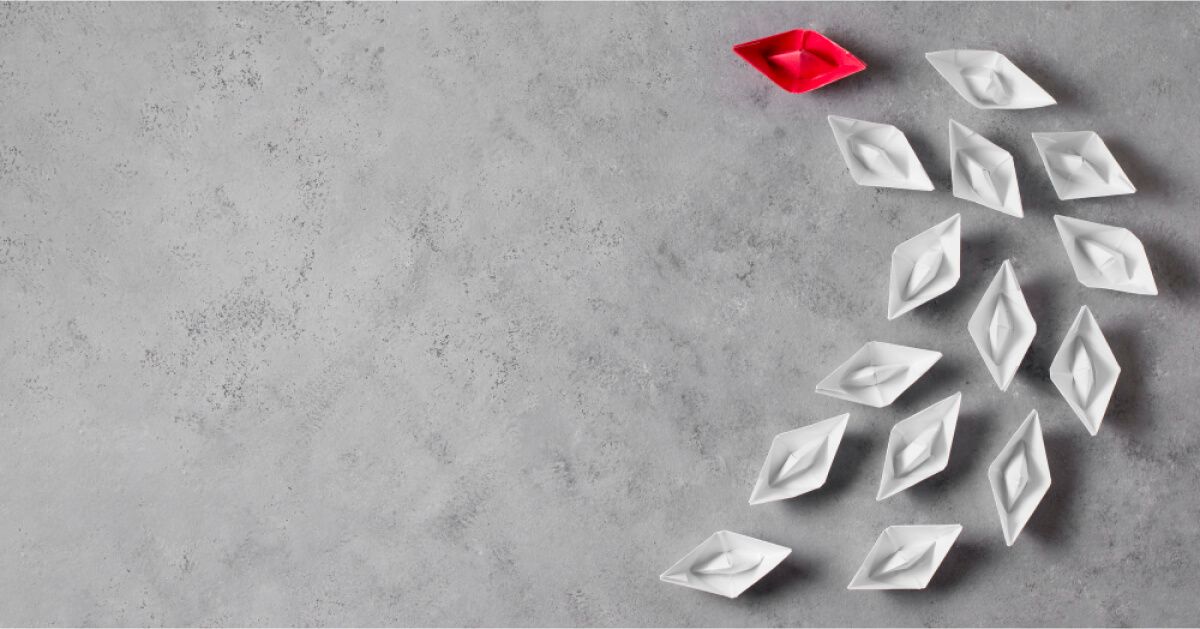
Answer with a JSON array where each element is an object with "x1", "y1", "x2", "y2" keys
[{"x1": 1, "y1": 3, "x2": 1198, "y2": 626}]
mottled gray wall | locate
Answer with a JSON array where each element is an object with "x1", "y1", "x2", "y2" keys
[{"x1": 1, "y1": 2, "x2": 1198, "y2": 627}]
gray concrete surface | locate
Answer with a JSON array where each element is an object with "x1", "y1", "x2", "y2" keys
[{"x1": 1, "y1": 2, "x2": 1199, "y2": 626}]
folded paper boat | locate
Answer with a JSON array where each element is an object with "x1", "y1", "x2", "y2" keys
[
  {"x1": 1033, "y1": 131, "x2": 1135, "y2": 200},
  {"x1": 750, "y1": 413, "x2": 850, "y2": 505},
  {"x1": 987, "y1": 410, "x2": 1051, "y2": 546},
  {"x1": 829, "y1": 116, "x2": 934, "y2": 191},
  {"x1": 847, "y1": 524, "x2": 962, "y2": 590},
  {"x1": 733, "y1": 29, "x2": 866, "y2": 93},
  {"x1": 877, "y1": 392, "x2": 961, "y2": 500},
  {"x1": 1054, "y1": 214, "x2": 1157, "y2": 295},
  {"x1": 1050, "y1": 306, "x2": 1120, "y2": 436},
  {"x1": 926, "y1": 50, "x2": 1056, "y2": 109},
  {"x1": 816, "y1": 341, "x2": 941, "y2": 408},
  {"x1": 660, "y1": 531, "x2": 791, "y2": 598},
  {"x1": 949, "y1": 120, "x2": 1022, "y2": 217},
  {"x1": 968, "y1": 260, "x2": 1036, "y2": 391},
  {"x1": 888, "y1": 214, "x2": 961, "y2": 319}
]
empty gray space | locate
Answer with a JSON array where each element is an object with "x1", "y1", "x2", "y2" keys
[{"x1": 2, "y1": 3, "x2": 1199, "y2": 626}]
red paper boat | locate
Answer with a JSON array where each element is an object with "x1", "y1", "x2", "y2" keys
[{"x1": 733, "y1": 29, "x2": 866, "y2": 93}]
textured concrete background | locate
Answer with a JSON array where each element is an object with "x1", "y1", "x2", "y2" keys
[{"x1": 1, "y1": 2, "x2": 1198, "y2": 626}]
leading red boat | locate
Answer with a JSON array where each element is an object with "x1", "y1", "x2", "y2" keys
[{"x1": 733, "y1": 29, "x2": 867, "y2": 93}]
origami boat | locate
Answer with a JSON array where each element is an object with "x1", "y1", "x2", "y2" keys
[
  {"x1": 968, "y1": 260, "x2": 1036, "y2": 391},
  {"x1": 816, "y1": 342, "x2": 941, "y2": 407},
  {"x1": 949, "y1": 120, "x2": 1022, "y2": 217},
  {"x1": 749, "y1": 413, "x2": 850, "y2": 505},
  {"x1": 1033, "y1": 131, "x2": 1135, "y2": 200},
  {"x1": 660, "y1": 531, "x2": 792, "y2": 598},
  {"x1": 1050, "y1": 306, "x2": 1120, "y2": 435},
  {"x1": 734, "y1": 29, "x2": 866, "y2": 93},
  {"x1": 877, "y1": 392, "x2": 962, "y2": 500},
  {"x1": 988, "y1": 410, "x2": 1051, "y2": 546},
  {"x1": 828, "y1": 116, "x2": 934, "y2": 191},
  {"x1": 926, "y1": 50, "x2": 1055, "y2": 109},
  {"x1": 847, "y1": 524, "x2": 962, "y2": 590},
  {"x1": 1054, "y1": 215, "x2": 1157, "y2": 295},
  {"x1": 888, "y1": 214, "x2": 961, "y2": 319}
]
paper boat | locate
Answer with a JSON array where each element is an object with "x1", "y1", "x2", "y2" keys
[
  {"x1": 750, "y1": 414, "x2": 850, "y2": 505},
  {"x1": 829, "y1": 116, "x2": 934, "y2": 191},
  {"x1": 926, "y1": 50, "x2": 1056, "y2": 109},
  {"x1": 1054, "y1": 215, "x2": 1157, "y2": 295},
  {"x1": 816, "y1": 342, "x2": 941, "y2": 408},
  {"x1": 847, "y1": 524, "x2": 962, "y2": 590},
  {"x1": 1050, "y1": 306, "x2": 1120, "y2": 436},
  {"x1": 949, "y1": 120, "x2": 1022, "y2": 217},
  {"x1": 1033, "y1": 131, "x2": 1135, "y2": 200},
  {"x1": 888, "y1": 214, "x2": 961, "y2": 319},
  {"x1": 968, "y1": 260, "x2": 1036, "y2": 391},
  {"x1": 660, "y1": 530, "x2": 791, "y2": 598},
  {"x1": 877, "y1": 393, "x2": 961, "y2": 500},
  {"x1": 988, "y1": 410, "x2": 1050, "y2": 546},
  {"x1": 733, "y1": 29, "x2": 866, "y2": 93}
]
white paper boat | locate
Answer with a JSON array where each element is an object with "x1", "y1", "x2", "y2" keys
[
  {"x1": 815, "y1": 342, "x2": 942, "y2": 408},
  {"x1": 877, "y1": 392, "x2": 961, "y2": 500},
  {"x1": 749, "y1": 414, "x2": 850, "y2": 505},
  {"x1": 949, "y1": 120, "x2": 1022, "y2": 217},
  {"x1": 1033, "y1": 131, "x2": 1135, "y2": 200},
  {"x1": 926, "y1": 50, "x2": 1056, "y2": 109},
  {"x1": 1050, "y1": 306, "x2": 1120, "y2": 436},
  {"x1": 968, "y1": 260, "x2": 1036, "y2": 391},
  {"x1": 828, "y1": 116, "x2": 934, "y2": 191},
  {"x1": 847, "y1": 524, "x2": 963, "y2": 590},
  {"x1": 888, "y1": 214, "x2": 961, "y2": 319},
  {"x1": 987, "y1": 410, "x2": 1050, "y2": 546},
  {"x1": 660, "y1": 530, "x2": 791, "y2": 598},
  {"x1": 1054, "y1": 215, "x2": 1157, "y2": 295}
]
